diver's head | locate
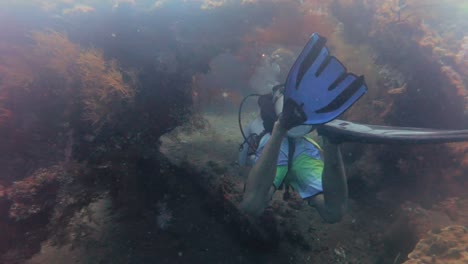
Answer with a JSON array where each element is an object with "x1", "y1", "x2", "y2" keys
[{"x1": 271, "y1": 84, "x2": 315, "y2": 137}]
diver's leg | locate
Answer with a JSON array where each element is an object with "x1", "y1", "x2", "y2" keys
[{"x1": 308, "y1": 138, "x2": 347, "y2": 223}]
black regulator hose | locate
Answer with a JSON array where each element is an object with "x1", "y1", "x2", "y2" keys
[{"x1": 238, "y1": 93, "x2": 262, "y2": 150}]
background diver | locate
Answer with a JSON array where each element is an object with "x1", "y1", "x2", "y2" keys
[{"x1": 238, "y1": 33, "x2": 468, "y2": 223}]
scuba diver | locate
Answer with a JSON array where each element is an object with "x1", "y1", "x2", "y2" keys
[
  {"x1": 238, "y1": 33, "x2": 468, "y2": 223},
  {"x1": 239, "y1": 86, "x2": 349, "y2": 223}
]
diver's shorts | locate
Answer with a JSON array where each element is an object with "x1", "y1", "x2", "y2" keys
[{"x1": 273, "y1": 154, "x2": 324, "y2": 199}]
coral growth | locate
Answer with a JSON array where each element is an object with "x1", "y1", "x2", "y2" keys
[
  {"x1": 201, "y1": 0, "x2": 226, "y2": 10},
  {"x1": 384, "y1": 195, "x2": 468, "y2": 263},
  {"x1": 0, "y1": 162, "x2": 98, "y2": 260},
  {"x1": 0, "y1": 30, "x2": 139, "y2": 230},
  {"x1": 447, "y1": 142, "x2": 468, "y2": 175},
  {"x1": 78, "y1": 49, "x2": 135, "y2": 125},
  {"x1": 404, "y1": 225, "x2": 468, "y2": 264},
  {"x1": 455, "y1": 36, "x2": 468, "y2": 77},
  {"x1": 0, "y1": 40, "x2": 36, "y2": 102},
  {"x1": 440, "y1": 65, "x2": 465, "y2": 97},
  {"x1": 0, "y1": 165, "x2": 62, "y2": 257},
  {"x1": 62, "y1": 4, "x2": 95, "y2": 15},
  {"x1": 246, "y1": 3, "x2": 336, "y2": 48},
  {"x1": 237, "y1": 0, "x2": 337, "y2": 94},
  {"x1": 0, "y1": 31, "x2": 135, "y2": 129},
  {"x1": 6, "y1": 166, "x2": 62, "y2": 221},
  {"x1": 329, "y1": 2, "x2": 467, "y2": 219},
  {"x1": 31, "y1": 31, "x2": 80, "y2": 82},
  {"x1": 331, "y1": 0, "x2": 467, "y2": 127}
]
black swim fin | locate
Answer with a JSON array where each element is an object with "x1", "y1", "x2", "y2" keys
[
  {"x1": 284, "y1": 33, "x2": 367, "y2": 125},
  {"x1": 319, "y1": 119, "x2": 468, "y2": 144}
]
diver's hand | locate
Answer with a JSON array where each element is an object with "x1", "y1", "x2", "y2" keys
[
  {"x1": 278, "y1": 98, "x2": 307, "y2": 130},
  {"x1": 272, "y1": 120, "x2": 288, "y2": 137}
]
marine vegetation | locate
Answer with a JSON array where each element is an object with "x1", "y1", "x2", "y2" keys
[
  {"x1": 0, "y1": 0, "x2": 466, "y2": 263},
  {"x1": 0, "y1": 29, "x2": 137, "y2": 259}
]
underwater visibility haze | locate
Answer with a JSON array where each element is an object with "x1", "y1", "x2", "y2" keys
[{"x1": 0, "y1": 0, "x2": 467, "y2": 263}]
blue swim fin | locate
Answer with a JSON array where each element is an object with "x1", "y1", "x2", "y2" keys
[{"x1": 284, "y1": 33, "x2": 368, "y2": 125}]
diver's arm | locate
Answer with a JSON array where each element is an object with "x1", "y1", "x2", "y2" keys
[{"x1": 240, "y1": 121, "x2": 287, "y2": 216}]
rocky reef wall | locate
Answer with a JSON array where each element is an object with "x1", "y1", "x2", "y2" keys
[
  {"x1": 332, "y1": 0, "x2": 467, "y2": 128},
  {"x1": 329, "y1": 0, "x2": 468, "y2": 200},
  {"x1": 330, "y1": 0, "x2": 468, "y2": 261}
]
